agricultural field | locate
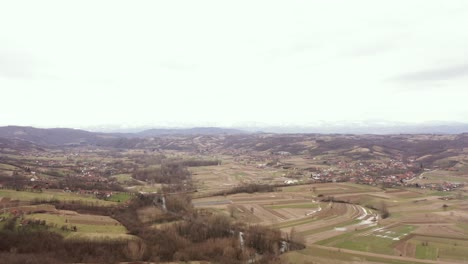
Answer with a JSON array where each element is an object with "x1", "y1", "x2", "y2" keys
[
  {"x1": 23, "y1": 210, "x2": 132, "y2": 240},
  {"x1": 414, "y1": 169, "x2": 468, "y2": 185},
  {"x1": 0, "y1": 189, "x2": 119, "y2": 206},
  {"x1": 1, "y1": 131, "x2": 468, "y2": 263},
  {"x1": 190, "y1": 160, "x2": 289, "y2": 195},
  {"x1": 194, "y1": 181, "x2": 468, "y2": 263},
  {"x1": 182, "y1": 137, "x2": 468, "y2": 263}
]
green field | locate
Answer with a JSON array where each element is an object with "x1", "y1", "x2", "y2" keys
[
  {"x1": 107, "y1": 192, "x2": 133, "y2": 203},
  {"x1": 415, "y1": 244, "x2": 438, "y2": 260},
  {"x1": 25, "y1": 213, "x2": 127, "y2": 235},
  {"x1": 316, "y1": 226, "x2": 376, "y2": 245},
  {"x1": 410, "y1": 236, "x2": 468, "y2": 261},
  {"x1": 284, "y1": 246, "x2": 424, "y2": 264},
  {"x1": 334, "y1": 235, "x2": 395, "y2": 255},
  {"x1": 0, "y1": 189, "x2": 117, "y2": 206},
  {"x1": 298, "y1": 219, "x2": 361, "y2": 236},
  {"x1": 0, "y1": 163, "x2": 19, "y2": 170},
  {"x1": 112, "y1": 173, "x2": 133, "y2": 183},
  {"x1": 232, "y1": 172, "x2": 247, "y2": 179},
  {"x1": 317, "y1": 225, "x2": 415, "y2": 256},
  {"x1": 424, "y1": 172, "x2": 467, "y2": 183}
]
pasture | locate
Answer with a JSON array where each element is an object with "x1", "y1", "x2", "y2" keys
[
  {"x1": 0, "y1": 189, "x2": 117, "y2": 206},
  {"x1": 24, "y1": 211, "x2": 132, "y2": 241}
]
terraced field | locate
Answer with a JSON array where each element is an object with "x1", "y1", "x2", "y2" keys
[
  {"x1": 24, "y1": 211, "x2": 130, "y2": 239},
  {"x1": 193, "y1": 183, "x2": 380, "y2": 243},
  {"x1": 193, "y1": 182, "x2": 468, "y2": 263},
  {"x1": 190, "y1": 161, "x2": 289, "y2": 195}
]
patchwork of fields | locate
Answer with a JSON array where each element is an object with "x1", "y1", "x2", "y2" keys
[
  {"x1": 193, "y1": 182, "x2": 468, "y2": 263},
  {"x1": 2, "y1": 132, "x2": 468, "y2": 263}
]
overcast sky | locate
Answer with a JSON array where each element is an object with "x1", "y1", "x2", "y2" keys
[{"x1": 1, "y1": 1, "x2": 468, "y2": 129}]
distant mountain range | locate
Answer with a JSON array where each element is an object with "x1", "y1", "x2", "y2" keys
[
  {"x1": 0, "y1": 126, "x2": 246, "y2": 146},
  {"x1": 85, "y1": 121, "x2": 468, "y2": 135},
  {"x1": 137, "y1": 127, "x2": 245, "y2": 136},
  {"x1": 1, "y1": 123, "x2": 468, "y2": 147},
  {"x1": 0, "y1": 126, "x2": 109, "y2": 146},
  {"x1": 243, "y1": 123, "x2": 468, "y2": 134}
]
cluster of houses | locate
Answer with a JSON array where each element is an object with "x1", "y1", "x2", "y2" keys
[
  {"x1": 63, "y1": 187, "x2": 114, "y2": 199},
  {"x1": 353, "y1": 171, "x2": 416, "y2": 186},
  {"x1": 0, "y1": 152, "x2": 134, "y2": 200},
  {"x1": 240, "y1": 151, "x2": 465, "y2": 192},
  {"x1": 406, "y1": 181, "x2": 464, "y2": 192}
]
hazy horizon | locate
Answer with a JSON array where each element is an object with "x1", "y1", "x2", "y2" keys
[
  {"x1": 2, "y1": 1, "x2": 468, "y2": 128},
  {"x1": 3, "y1": 120, "x2": 468, "y2": 136}
]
